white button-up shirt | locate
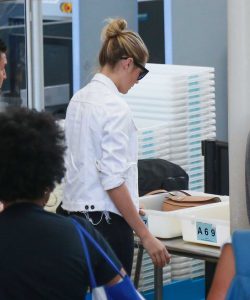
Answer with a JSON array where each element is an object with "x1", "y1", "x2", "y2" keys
[{"x1": 62, "y1": 73, "x2": 139, "y2": 215}]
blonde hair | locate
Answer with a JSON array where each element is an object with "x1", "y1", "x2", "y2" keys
[{"x1": 99, "y1": 18, "x2": 149, "y2": 68}]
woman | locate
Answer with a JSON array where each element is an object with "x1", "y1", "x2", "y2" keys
[
  {"x1": 60, "y1": 18, "x2": 170, "y2": 274},
  {"x1": 0, "y1": 108, "x2": 132, "y2": 300}
]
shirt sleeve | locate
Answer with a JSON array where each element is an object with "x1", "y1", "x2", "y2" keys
[
  {"x1": 76, "y1": 217, "x2": 122, "y2": 286},
  {"x1": 96, "y1": 105, "x2": 133, "y2": 190}
]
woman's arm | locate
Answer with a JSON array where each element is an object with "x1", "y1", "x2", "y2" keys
[
  {"x1": 106, "y1": 268, "x2": 126, "y2": 286},
  {"x1": 207, "y1": 243, "x2": 235, "y2": 300},
  {"x1": 107, "y1": 183, "x2": 171, "y2": 268}
]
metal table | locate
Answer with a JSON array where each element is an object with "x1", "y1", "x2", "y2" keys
[{"x1": 134, "y1": 237, "x2": 221, "y2": 300}]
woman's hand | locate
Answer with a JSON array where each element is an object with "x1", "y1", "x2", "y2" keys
[
  {"x1": 141, "y1": 233, "x2": 171, "y2": 268},
  {"x1": 139, "y1": 209, "x2": 145, "y2": 216},
  {"x1": 107, "y1": 184, "x2": 171, "y2": 268}
]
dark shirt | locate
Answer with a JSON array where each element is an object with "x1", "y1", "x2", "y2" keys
[{"x1": 0, "y1": 203, "x2": 121, "y2": 300}]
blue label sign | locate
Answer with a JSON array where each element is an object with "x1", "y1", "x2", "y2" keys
[{"x1": 196, "y1": 221, "x2": 217, "y2": 243}]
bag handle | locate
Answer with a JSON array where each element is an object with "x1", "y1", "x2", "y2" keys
[
  {"x1": 145, "y1": 189, "x2": 168, "y2": 195},
  {"x1": 166, "y1": 190, "x2": 191, "y2": 199},
  {"x1": 72, "y1": 218, "x2": 97, "y2": 289},
  {"x1": 177, "y1": 190, "x2": 190, "y2": 196},
  {"x1": 146, "y1": 190, "x2": 190, "y2": 197},
  {"x1": 71, "y1": 218, "x2": 124, "y2": 285}
]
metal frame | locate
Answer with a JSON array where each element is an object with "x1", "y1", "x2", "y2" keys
[
  {"x1": 134, "y1": 237, "x2": 220, "y2": 300},
  {"x1": 25, "y1": 0, "x2": 44, "y2": 110}
]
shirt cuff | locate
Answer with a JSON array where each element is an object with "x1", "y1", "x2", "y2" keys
[{"x1": 101, "y1": 176, "x2": 125, "y2": 191}]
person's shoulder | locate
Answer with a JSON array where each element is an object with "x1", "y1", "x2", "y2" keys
[
  {"x1": 43, "y1": 213, "x2": 96, "y2": 238},
  {"x1": 91, "y1": 74, "x2": 128, "y2": 106},
  {"x1": 232, "y1": 229, "x2": 250, "y2": 244},
  {"x1": 70, "y1": 84, "x2": 90, "y2": 101},
  {"x1": 41, "y1": 209, "x2": 73, "y2": 224},
  {"x1": 72, "y1": 216, "x2": 98, "y2": 235},
  {"x1": 71, "y1": 216, "x2": 112, "y2": 248},
  {"x1": 102, "y1": 90, "x2": 130, "y2": 116}
]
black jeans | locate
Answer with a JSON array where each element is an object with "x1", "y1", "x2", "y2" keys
[{"x1": 57, "y1": 204, "x2": 134, "y2": 275}]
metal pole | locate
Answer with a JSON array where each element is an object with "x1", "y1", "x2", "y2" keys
[
  {"x1": 25, "y1": 0, "x2": 44, "y2": 110},
  {"x1": 154, "y1": 266, "x2": 163, "y2": 300},
  {"x1": 133, "y1": 244, "x2": 144, "y2": 289},
  {"x1": 25, "y1": 0, "x2": 33, "y2": 108}
]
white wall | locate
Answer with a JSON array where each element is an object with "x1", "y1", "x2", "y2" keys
[
  {"x1": 164, "y1": 0, "x2": 228, "y2": 141},
  {"x1": 72, "y1": 0, "x2": 138, "y2": 91}
]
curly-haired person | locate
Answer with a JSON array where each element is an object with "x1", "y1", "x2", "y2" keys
[{"x1": 0, "y1": 108, "x2": 140, "y2": 300}]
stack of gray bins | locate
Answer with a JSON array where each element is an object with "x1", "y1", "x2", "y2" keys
[
  {"x1": 135, "y1": 118, "x2": 170, "y2": 160},
  {"x1": 127, "y1": 64, "x2": 214, "y2": 290},
  {"x1": 124, "y1": 63, "x2": 216, "y2": 192},
  {"x1": 170, "y1": 255, "x2": 204, "y2": 281}
]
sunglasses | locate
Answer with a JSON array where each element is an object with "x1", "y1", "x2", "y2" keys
[{"x1": 121, "y1": 57, "x2": 149, "y2": 80}]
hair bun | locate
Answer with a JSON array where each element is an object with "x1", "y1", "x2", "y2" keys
[{"x1": 101, "y1": 18, "x2": 127, "y2": 41}]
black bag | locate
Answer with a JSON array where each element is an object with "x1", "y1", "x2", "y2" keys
[{"x1": 138, "y1": 158, "x2": 189, "y2": 196}]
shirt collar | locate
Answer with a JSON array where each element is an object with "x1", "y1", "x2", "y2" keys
[{"x1": 92, "y1": 73, "x2": 120, "y2": 96}]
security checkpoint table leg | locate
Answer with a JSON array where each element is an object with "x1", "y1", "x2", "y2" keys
[
  {"x1": 154, "y1": 266, "x2": 163, "y2": 300},
  {"x1": 134, "y1": 244, "x2": 144, "y2": 288}
]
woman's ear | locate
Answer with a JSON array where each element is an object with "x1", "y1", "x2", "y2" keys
[
  {"x1": 127, "y1": 57, "x2": 134, "y2": 69},
  {"x1": 121, "y1": 57, "x2": 133, "y2": 70},
  {"x1": 43, "y1": 188, "x2": 52, "y2": 204}
]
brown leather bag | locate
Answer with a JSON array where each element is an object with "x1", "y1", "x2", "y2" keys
[{"x1": 162, "y1": 190, "x2": 221, "y2": 211}]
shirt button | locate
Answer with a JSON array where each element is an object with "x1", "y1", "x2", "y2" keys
[
  {"x1": 90, "y1": 205, "x2": 95, "y2": 210},
  {"x1": 85, "y1": 205, "x2": 89, "y2": 210}
]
